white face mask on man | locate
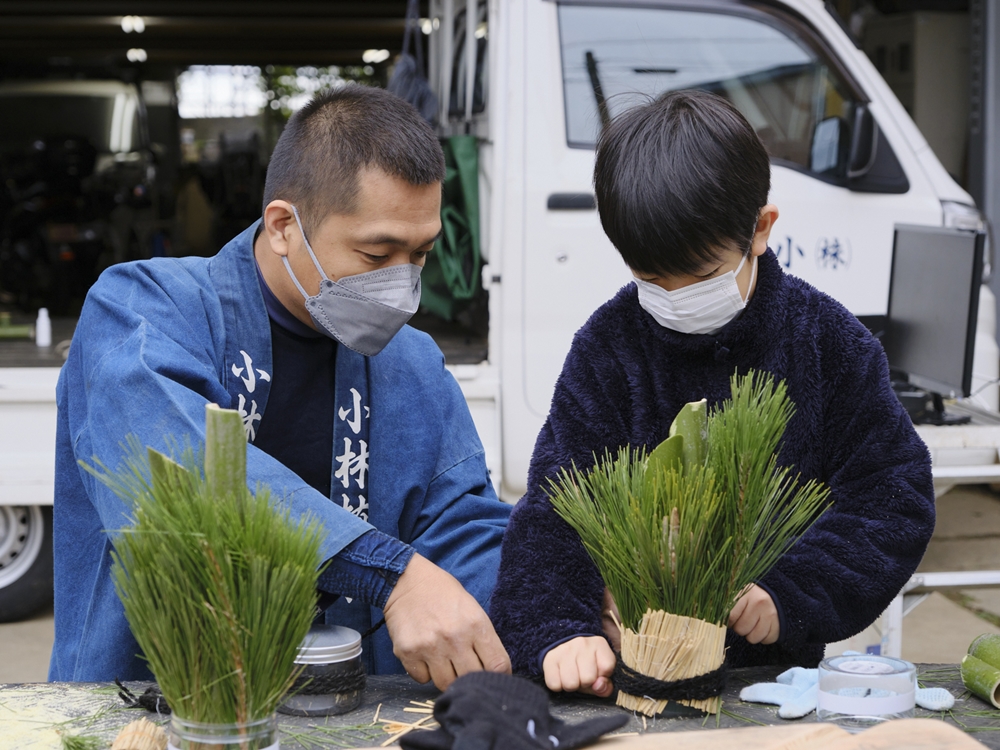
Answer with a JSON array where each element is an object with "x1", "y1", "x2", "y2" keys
[{"x1": 634, "y1": 252, "x2": 758, "y2": 336}]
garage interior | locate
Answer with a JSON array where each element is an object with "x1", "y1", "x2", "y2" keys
[{"x1": 0, "y1": 1, "x2": 991, "y2": 336}]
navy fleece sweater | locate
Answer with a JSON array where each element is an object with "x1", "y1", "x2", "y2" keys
[{"x1": 490, "y1": 250, "x2": 934, "y2": 673}]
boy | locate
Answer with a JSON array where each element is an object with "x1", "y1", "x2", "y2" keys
[
  {"x1": 51, "y1": 85, "x2": 511, "y2": 688},
  {"x1": 489, "y1": 90, "x2": 934, "y2": 697}
]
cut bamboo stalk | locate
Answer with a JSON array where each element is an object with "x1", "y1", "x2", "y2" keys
[
  {"x1": 969, "y1": 633, "x2": 1000, "y2": 669},
  {"x1": 205, "y1": 403, "x2": 247, "y2": 500},
  {"x1": 960, "y1": 654, "x2": 1000, "y2": 709},
  {"x1": 616, "y1": 609, "x2": 727, "y2": 716}
]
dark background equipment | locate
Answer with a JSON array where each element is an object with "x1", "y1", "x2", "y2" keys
[{"x1": 884, "y1": 223, "x2": 986, "y2": 424}]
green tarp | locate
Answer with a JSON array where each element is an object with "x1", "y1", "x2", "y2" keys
[{"x1": 420, "y1": 135, "x2": 481, "y2": 321}]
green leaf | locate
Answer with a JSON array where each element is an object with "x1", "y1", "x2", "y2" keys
[
  {"x1": 669, "y1": 399, "x2": 708, "y2": 471},
  {"x1": 648, "y1": 434, "x2": 684, "y2": 479}
]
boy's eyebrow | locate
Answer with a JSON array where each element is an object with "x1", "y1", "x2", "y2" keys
[{"x1": 357, "y1": 229, "x2": 443, "y2": 247}]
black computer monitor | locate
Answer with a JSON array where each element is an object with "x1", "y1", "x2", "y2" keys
[{"x1": 882, "y1": 224, "x2": 985, "y2": 412}]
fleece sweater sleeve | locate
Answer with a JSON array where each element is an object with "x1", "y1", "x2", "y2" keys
[
  {"x1": 490, "y1": 334, "x2": 627, "y2": 676},
  {"x1": 758, "y1": 315, "x2": 935, "y2": 652}
]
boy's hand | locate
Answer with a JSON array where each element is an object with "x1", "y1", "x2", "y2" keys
[
  {"x1": 542, "y1": 636, "x2": 616, "y2": 697},
  {"x1": 382, "y1": 553, "x2": 511, "y2": 690},
  {"x1": 729, "y1": 584, "x2": 780, "y2": 644}
]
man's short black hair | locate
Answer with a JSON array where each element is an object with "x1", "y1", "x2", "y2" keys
[
  {"x1": 594, "y1": 89, "x2": 771, "y2": 277},
  {"x1": 263, "y1": 84, "x2": 446, "y2": 233}
]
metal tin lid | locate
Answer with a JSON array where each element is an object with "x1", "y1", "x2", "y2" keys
[{"x1": 294, "y1": 625, "x2": 362, "y2": 664}]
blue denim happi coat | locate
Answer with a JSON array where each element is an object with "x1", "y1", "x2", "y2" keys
[{"x1": 50, "y1": 222, "x2": 510, "y2": 681}]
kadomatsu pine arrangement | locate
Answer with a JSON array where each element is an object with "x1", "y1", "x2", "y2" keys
[
  {"x1": 549, "y1": 372, "x2": 830, "y2": 716},
  {"x1": 84, "y1": 405, "x2": 324, "y2": 746}
]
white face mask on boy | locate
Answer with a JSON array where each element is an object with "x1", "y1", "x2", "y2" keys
[{"x1": 634, "y1": 252, "x2": 758, "y2": 336}]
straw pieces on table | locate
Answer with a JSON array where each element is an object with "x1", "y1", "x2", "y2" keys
[{"x1": 378, "y1": 700, "x2": 439, "y2": 746}]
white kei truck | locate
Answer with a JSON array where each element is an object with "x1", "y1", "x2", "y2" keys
[{"x1": 2, "y1": 0, "x2": 998, "y2": 650}]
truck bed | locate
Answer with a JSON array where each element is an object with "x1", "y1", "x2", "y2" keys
[
  {"x1": 0, "y1": 313, "x2": 487, "y2": 368},
  {"x1": 0, "y1": 315, "x2": 75, "y2": 368}
]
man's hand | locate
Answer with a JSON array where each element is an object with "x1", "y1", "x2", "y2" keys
[
  {"x1": 382, "y1": 553, "x2": 511, "y2": 690},
  {"x1": 729, "y1": 584, "x2": 780, "y2": 645},
  {"x1": 542, "y1": 636, "x2": 616, "y2": 698}
]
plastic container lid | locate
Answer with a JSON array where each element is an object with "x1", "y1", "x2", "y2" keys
[{"x1": 294, "y1": 625, "x2": 362, "y2": 664}]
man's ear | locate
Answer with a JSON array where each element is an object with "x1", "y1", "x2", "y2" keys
[
  {"x1": 751, "y1": 204, "x2": 779, "y2": 257},
  {"x1": 262, "y1": 200, "x2": 298, "y2": 258}
]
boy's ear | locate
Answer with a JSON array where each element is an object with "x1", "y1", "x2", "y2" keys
[
  {"x1": 262, "y1": 200, "x2": 298, "y2": 257},
  {"x1": 751, "y1": 204, "x2": 779, "y2": 257}
]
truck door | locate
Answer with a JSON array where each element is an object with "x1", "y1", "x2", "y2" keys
[{"x1": 503, "y1": 0, "x2": 940, "y2": 497}]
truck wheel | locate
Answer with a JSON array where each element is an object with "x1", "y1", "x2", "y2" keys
[{"x1": 0, "y1": 505, "x2": 53, "y2": 622}]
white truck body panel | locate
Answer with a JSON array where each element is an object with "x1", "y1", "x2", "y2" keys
[
  {"x1": 0, "y1": 369, "x2": 58, "y2": 506},
  {"x1": 0, "y1": 0, "x2": 995, "y2": 510}
]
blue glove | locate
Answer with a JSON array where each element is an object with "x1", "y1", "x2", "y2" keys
[
  {"x1": 740, "y1": 666, "x2": 819, "y2": 719},
  {"x1": 915, "y1": 687, "x2": 954, "y2": 711}
]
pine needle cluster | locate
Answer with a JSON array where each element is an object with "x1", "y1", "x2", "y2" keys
[
  {"x1": 83, "y1": 406, "x2": 325, "y2": 726},
  {"x1": 548, "y1": 371, "x2": 830, "y2": 630}
]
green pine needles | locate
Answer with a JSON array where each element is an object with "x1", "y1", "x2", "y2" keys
[
  {"x1": 548, "y1": 371, "x2": 830, "y2": 631},
  {"x1": 83, "y1": 405, "x2": 325, "y2": 726}
]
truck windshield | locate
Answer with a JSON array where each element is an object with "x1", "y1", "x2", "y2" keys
[
  {"x1": 0, "y1": 94, "x2": 133, "y2": 154},
  {"x1": 558, "y1": 4, "x2": 859, "y2": 175}
]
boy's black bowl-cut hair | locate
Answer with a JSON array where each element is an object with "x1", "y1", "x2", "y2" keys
[{"x1": 594, "y1": 89, "x2": 771, "y2": 279}]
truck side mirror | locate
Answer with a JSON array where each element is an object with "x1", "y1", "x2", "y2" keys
[
  {"x1": 847, "y1": 104, "x2": 878, "y2": 180},
  {"x1": 810, "y1": 116, "x2": 844, "y2": 174}
]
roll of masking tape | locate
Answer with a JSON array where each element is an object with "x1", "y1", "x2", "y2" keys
[{"x1": 817, "y1": 654, "x2": 916, "y2": 732}]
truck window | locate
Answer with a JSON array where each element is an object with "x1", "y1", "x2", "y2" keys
[{"x1": 557, "y1": 4, "x2": 860, "y2": 179}]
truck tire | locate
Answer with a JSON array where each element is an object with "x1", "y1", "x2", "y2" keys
[{"x1": 0, "y1": 505, "x2": 53, "y2": 622}]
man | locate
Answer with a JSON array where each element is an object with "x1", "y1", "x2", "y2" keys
[{"x1": 51, "y1": 85, "x2": 512, "y2": 689}]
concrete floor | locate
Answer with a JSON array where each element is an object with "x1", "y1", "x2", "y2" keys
[
  {"x1": 2, "y1": 486, "x2": 1000, "y2": 683},
  {"x1": 0, "y1": 605, "x2": 53, "y2": 683}
]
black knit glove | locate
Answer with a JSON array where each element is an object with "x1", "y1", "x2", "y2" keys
[{"x1": 400, "y1": 672, "x2": 628, "y2": 750}]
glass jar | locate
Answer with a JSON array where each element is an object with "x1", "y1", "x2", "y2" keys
[
  {"x1": 278, "y1": 624, "x2": 365, "y2": 717},
  {"x1": 817, "y1": 654, "x2": 916, "y2": 732},
  {"x1": 167, "y1": 715, "x2": 278, "y2": 750}
]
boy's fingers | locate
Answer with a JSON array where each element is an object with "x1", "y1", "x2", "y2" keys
[
  {"x1": 731, "y1": 609, "x2": 758, "y2": 638},
  {"x1": 763, "y1": 619, "x2": 781, "y2": 645},
  {"x1": 543, "y1": 663, "x2": 563, "y2": 693},
  {"x1": 745, "y1": 617, "x2": 770, "y2": 644},
  {"x1": 576, "y1": 652, "x2": 598, "y2": 689},
  {"x1": 728, "y1": 596, "x2": 749, "y2": 627},
  {"x1": 559, "y1": 660, "x2": 582, "y2": 693},
  {"x1": 581, "y1": 677, "x2": 613, "y2": 698},
  {"x1": 597, "y1": 641, "x2": 617, "y2": 675}
]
